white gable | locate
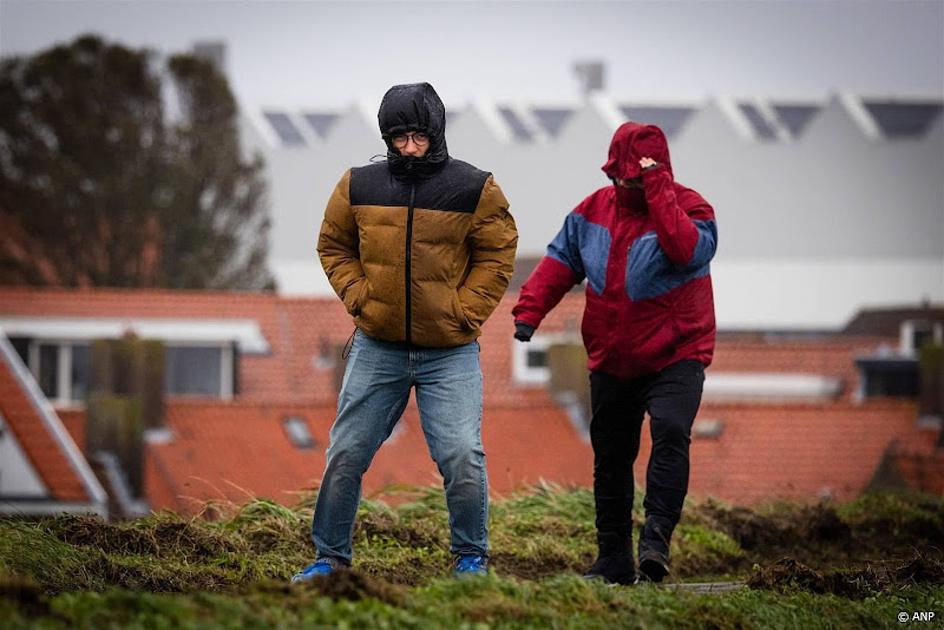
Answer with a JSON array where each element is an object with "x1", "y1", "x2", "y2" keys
[{"x1": 0, "y1": 411, "x2": 47, "y2": 497}]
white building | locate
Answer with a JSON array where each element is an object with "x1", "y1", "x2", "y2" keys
[{"x1": 240, "y1": 93, "x2": 944, "y2": 331}]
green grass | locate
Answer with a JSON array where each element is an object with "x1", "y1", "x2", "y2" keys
[
  {"x1": 2, "y1": 575, "x2": 941, "y2": 629},
  {"x1": 1, "y1": 486, "x2": 942, "y2": 628}
]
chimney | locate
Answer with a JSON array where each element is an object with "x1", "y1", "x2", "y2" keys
[
  {"x1": 87, "y1": 335, "x2": 165, "y2": 500},
  {"x1": 573, "y1": 61, "x2": 605, "y2": 97}
]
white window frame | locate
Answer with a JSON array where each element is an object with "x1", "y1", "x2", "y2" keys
[
  {"x1": 24, "y1": 338, "x2": 234, "y2": 404},
  {"x1": 0, "y1": 317, "x2": 269, "y2": 354},
  {"x1": 163, "y1": 341, "x2": 234, "y2": 401},
  {"x1": 0, "y1": 410, "x2": 49, "y2": 496},
  {"x1": 512, "y1": 333, "x2": 580, "y2": 385},
  {"x1": 900, "y1": 319, "x2": 944, "y2": 356},
  {"x1": 26, "y1": 339, "x2": 89, "y2": 408}
]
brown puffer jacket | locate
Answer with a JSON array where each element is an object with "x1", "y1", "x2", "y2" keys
[{"x1": 317, "y1": 161, "x2": 517, "y2": 347}]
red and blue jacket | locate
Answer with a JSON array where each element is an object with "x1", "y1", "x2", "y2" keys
[{"x1": 512, "y1": 122, "x2": 717, "y2": 379}]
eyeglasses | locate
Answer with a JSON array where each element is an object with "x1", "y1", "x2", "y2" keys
[{"x1": 391, "y1": 132, "x2": 430, "y2": 148}]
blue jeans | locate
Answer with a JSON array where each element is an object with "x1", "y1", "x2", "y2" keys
[{"x1": 311, "y1": 329, "x2": 488, "y2": 564}]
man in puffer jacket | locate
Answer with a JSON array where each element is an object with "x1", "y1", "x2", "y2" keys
[
  {"x1": 293, "y1": 83, "x2": 517, "y2": 582},
  {"x1": 512, "y1": 122, "x2": 716, "y2": 585}
]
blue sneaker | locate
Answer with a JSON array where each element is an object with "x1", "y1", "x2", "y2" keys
[
  {"x1": 454, "y1": 554, "x2": 489, "y2": 576},
  {"x1": 291, "y1": 557, "x2": 342, "y2": 583}
]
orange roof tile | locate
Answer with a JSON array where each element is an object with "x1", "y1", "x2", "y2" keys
[
  {"x1": 0, "y1": 348, "x2": 90, "y2": 502},
  {"x1": 661, "y1": 400, "x2": 925, "y2": 504},
  {"x1": 3, "y1": 286, "x2": 938, "y2": 512},
  {"x1": 142, "y1": 398, "x2": 592, "y2": 513}
]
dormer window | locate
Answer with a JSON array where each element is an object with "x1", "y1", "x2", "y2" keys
[
  {"x1": 12, "y1": 339, "x2": 91, "y2": 405},
  {"x1": 900, "y1": 320, "x2": 944, "y2": 356},
  {"x1": 512, "y1": 334, "x2": 576, "y2": 385},
  {"x1": 164, "y1": 344, "x2": 234, "y2": 399},
  {"x1": 0, "y1": 317, "x2": 268, "y2": 405}
]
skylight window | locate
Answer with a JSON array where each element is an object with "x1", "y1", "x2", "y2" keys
[
  {"x1": 619, "y1": 106, "x2": 695, "y2": 138},
  {"x1": 737, "y1": 103, "x2": 778, "y2": 140},
  {"x1": 302, "y1": 112, "x2": 340, "y2": 140},
  {"x1": 263, "y1": 111, "x2": 307, "y2": 146},
  {"x1": 862, "y1": 101, "x2": 943, "y2": 139},
  {"x1": 497, "y1": 107, "x2": 534, "y2": 142},
  {"x1": 771, "y1": 104, "x2": 820, "y2": 137},
  {"x1": 532, "y1": 108, "x2": 574, "y2": 138},
  {"x1": 283, "y1": 416, "x2": 316, "y2": 449}
]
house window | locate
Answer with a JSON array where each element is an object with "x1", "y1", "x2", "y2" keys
[
  {"x1": 165, "y1": 345, "x2": 232, "y2": 397},
  {"x1": 855, "y1": 357, "x2": 920, "y2": 398},
  {"x1": 25, "y1": 341, "x2": 91, "y2": 404},
  {"x1": 24, "y1": 340, "x2": 233, "y2": 401},
  {"x1": 71, "y1": 345, "x2": 91, "y2": 401},
  {"x1": 9, "y1": 337, "x2": 29, "y2": 366},
  {"x1": 526, "y1": 348, "x2": 548, "y2": 369},
  {"x1": 901, "y1": 320, "x2": 944, "y2": 356},
  {"x1": 283, "y1": 416, "x2": 316, "y2": 449},
  {"x1": 38, "y1": 344, "x2": 60, "y2": 398},
  {"x1": 512, "y1": 334, "x2": 577, "y2": 385}
]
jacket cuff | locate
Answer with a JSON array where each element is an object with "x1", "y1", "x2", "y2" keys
[
  {"x1": 641, "y1": 162, "x2": 666, "y2": 177},
  {"x1": 514, "y1": 321, "x2": 535, "y2": 341}
]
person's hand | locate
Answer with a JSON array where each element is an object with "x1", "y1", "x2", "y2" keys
[
  {"x1": 514, "y1": 321, "x2": 535, "y2": 342},
  {"x1": 639, "y1": 157, "x2": 658, "y2": 170}
]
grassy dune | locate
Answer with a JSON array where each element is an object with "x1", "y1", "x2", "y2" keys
[{"x1": 1, "y1": 485, "x2": 942, "y2": 628}]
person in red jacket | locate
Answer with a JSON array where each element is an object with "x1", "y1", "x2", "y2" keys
[{"x1": 512, "y1": 122, "x2": 717, "y2": 585}]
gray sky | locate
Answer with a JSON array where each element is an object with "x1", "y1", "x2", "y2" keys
[{"x1": 1, "y1": 0, "x2": 942, "y2": 109}]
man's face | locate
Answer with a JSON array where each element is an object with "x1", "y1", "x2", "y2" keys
[{"x1": 391, "y1": 131, "x2": 430, "y2": 157}]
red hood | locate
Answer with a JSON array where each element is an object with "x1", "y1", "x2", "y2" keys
[{"x1": 601, "y1": 122, "x2": 673, "y2": 181}]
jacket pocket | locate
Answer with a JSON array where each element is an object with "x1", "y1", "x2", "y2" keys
[
  {"x1": 344, "y1": 279, "x2": 370, "y2": 317},
  {"x1": 452, "y1": 291, "x2": 473, "y2": 331}
]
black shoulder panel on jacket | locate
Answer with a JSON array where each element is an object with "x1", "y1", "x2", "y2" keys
[
  {"x1": 350, "y1": 159, "x2": 491, "y2": 214},
  {"x1": 350, "y1": 163, "x2": 411, "y2": 207},
  {"x1": 414, "y1": 160, "x2": 491, "y2": 213}
]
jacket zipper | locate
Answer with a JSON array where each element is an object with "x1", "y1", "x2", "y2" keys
[{"x1": 405, "y1": 184, "x2": 416, "y2": 345}]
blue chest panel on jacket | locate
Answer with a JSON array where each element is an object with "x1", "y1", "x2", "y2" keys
[{"x1": 625, "y1": 219, "x2": 715, "y2": 301}]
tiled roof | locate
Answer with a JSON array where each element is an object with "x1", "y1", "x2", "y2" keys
[
  {"x1": 893, "y1": 451, "x2": 944, "y2": 495},
  {"x1": 144, "y1": 401, "x2": 333, "y2": 511},
  {"x1": 143, "y1": 399, "x2": 591, "y2": 513},
  {"x1": 843, "y1": 306, "x2": 944, "y2": 336},
  {"x1": 708, "y1": 337, "x2": 884, "y2": 402},
  {"x1": 0, "y1": 287, "x2": 351, "y2": 406},
  {"x1": 2, "y1": 286, "x2": 939, "y2": 512},
  {"x1": 677, "y1": 400, "x2": 923, "y2": 504},
  {"x1": 58, "y1": 409, "x2": 86, "y2": 452},
  {"x1": 0, "y1": 286, "x2": 586, "y2": 408},
  {"x1": 0, "y1": 340, "x2": 93, "y2": 502},
  {"x1": 886, "y1": 426, "x2": 944, "y2": 495}
]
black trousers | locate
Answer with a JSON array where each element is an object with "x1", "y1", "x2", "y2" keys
[{"x1": 589, "y1": 359, "x2": 705, "y2": 557}]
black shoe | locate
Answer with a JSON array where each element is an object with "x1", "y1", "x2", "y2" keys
[
  {"x1": 638, "y1": 550, "x2": 670, "y2": 583},
  {"x1": 583, "y1": 555, "x2": 637, "y2": 585}
]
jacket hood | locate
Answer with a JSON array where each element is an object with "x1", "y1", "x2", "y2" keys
[
  {"x1": 601, "y1": 122, "x2": 673, "y2": 181},
  {"x1": 378, "y1": 82, "x2": 448, "y2": 180}
]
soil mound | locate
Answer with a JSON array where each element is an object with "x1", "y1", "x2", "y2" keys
[{"x1": 749, "y1": 552, "x2": 944, "y2": 599}]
